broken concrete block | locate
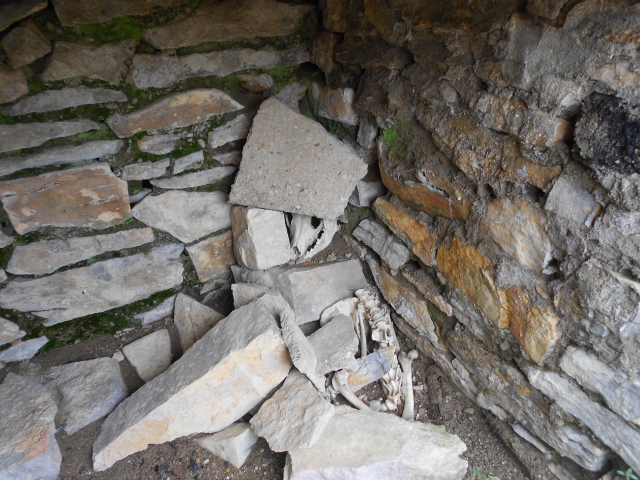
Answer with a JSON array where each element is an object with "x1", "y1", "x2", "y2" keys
[
  {"x1": 173, "y1": 150, "x2": 204, "y2": 174},
  {"x1": 151, "y1": 166, "x2": 236, "y2": 189},
  {"x1": 208, "y1": 114, "x2": 252, "y2": 149},
  {"x1": 0, "y1": 373, "x2": 61, "y2": 480},
  {"x1": 195, "y1": 423, "x2": 259, "y2": 469},
  {"x1": 311, "y1": 83, "x2": 360, "y2": 126},
  {"x1": 231, "y1": 206, "x2": 292, "y2": 270},
  {"x1": 0, "y1": 118, "x2": 99, "y2": 154},
  {"x1": 92, "y1": 297, "x2": 291, "y2": 471},
  {"x1": 251, "y1": 370, "x2": 335, "y2": 452},
  {"x1": 1, "y1": 20, "x2": 51, "y2": 68},
  {"x1": 353, "y1": 219, "x2": 411, "y2": 273},
  {"x1": 308, "y1": 315, "x2": 358, "y2": 375},
  {"x1": 174, "y1": 293, "x2": 224, "y2": 352},
  {"x1": 134, "y1": 295, "x2": 177, "y2": 325},
  {"x1": 186, "y1": 230, "x2": 235, "y2": 282},
  {"x1": 229, "y1": 97, "x2": 367, "y2": 219},
  {"x1": 123, "y1": 329, "x2": 172, "y2": 382},
  {"x1": 122, "y1": 159, "x2": 170, "y2": 180},
  {"x1": 0, "y1": 336, "x2": 48, "y2": 363},
  {"x1": 0, "y1": 317, "x2": 25, "y2": 347}
]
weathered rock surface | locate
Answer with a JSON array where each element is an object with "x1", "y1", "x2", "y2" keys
[
  {"x1": 353, "y1": 218, "x2": 411, "y2": 273},
  {"x1": 527, "y1": 0, "x2": 568, "y2": 19},
  {"x1": 7, "y1": 227, "x2": 154, "y2": 275},
  {"x1": 123, "y1": 329, "x2": 172, "y2": 382},
  {"x1": 130, "y1": 47, "x2": 310, "y2": 89},
  {"x1": 132, "y1": 191, "x2": 231, "y2": 243},
  {"x1": 0, "y1": 231, "x2": 13, "y2": 248},
  {"x1": 129, "y1": 189, "x2": 152, "y2": 204},
  {"x1": 0, "y1": 317, "x2": 25, "y2": 346},
  {"x1": 0, "y1": 336, "x2": 48, "y2": 363},
  {"x1": 400, "y1": 264, "x2": 453, "y2": 317},
  {"x1": 92, "y1": 297, "x2": 291, "y2": 471},
  {"x1": 0, "y1": 118, "x2": 99, "y2": 154},
  {"x1": 122, "y1": 159, "x2": 170, "y2": 181},
  {"x1": 0, "y1": 373, "x2": 61, "y2": 480},
  {"x1": 186, "y1": 231, "x2": 235, "y2": 282},
  {"x1": 1, "y1": 20, "x2": 51, "y2": 68},
  {"x1": 231, "y1": 283, "x2": 279, "y2": 309},
  {"x1": 0, "y1": 140, "x2": 124, "y2": 177},
  {"x1": 251, "y1": 370, "x2": 335, "y2": 452},
  {"x1": 238, "y1": 73, "x2": 274, "y2": 92},
  {"x1": 41, "y1": 40, "x2": 136, "y2": 85},
  {"x1": 52, "y1": 0, "x2": 182, "y2": 26},
  {"x1": 357, "y1": 116, "x2": 378, "y2": 149},
  {"x1": 6, "y1": 87, "x2": 127, "y2": 116},
  {"x1": 150, "y1": 166, "x2": 236, "y2": 189},
  {"x1": 0, "y1": 244, "x2": 184, "y2": 326},
  {"x1": 275, "y1": 82, "x2": 308, "y2": 110},
  {"x1": 349, "y1": 179, "x2": 386, "y2": 207},
  {"x1": 284, "y1": 409, "x2": 468, "y2": 480},
  {"x1": 347, "y1": 347, "x2": 394, "y2": 392},
  {"x1": 0, "y1": 68, "x2": 28, "y2": 104},
  {"x1": 230, "y1": 97, "x2": 367, "y2": 219},
  {"x1": 143, "y1": 0, "x2": 314, "y2": 50},
  {"x1": 213, "y1": 151, "x2": 242, "y2": 166},
  {"x1": 208, "y1": 114, "x2": 252, "y2": 149},
  {"x1": 47, "y1": 357, "x2": 128, "y2": 434},
  {"x1": 195, "y1": 423, "x2": 259, "y2": 469},
  {"x1": 312, "y1": 83, "x2": 359, "y2": 126},
  {"x1": 545, "y1": 174, "x2": 601, "y2": 226},
  {"x1": 173, "y1": 150, "x2": 204, "y2": 174},
  {"x1": 137, "y1": 134, "x2": 180, "y2": 155},
  {"x1": 231, "y1": 206, "x2": 292, "y2": 270},
  {"x1": 174, "y1": 293, "x2": 224, "y2": 352},
  {"x1": 0, "y1": 163, "x2": 130, "y2": 234},
  {"x1": 108, "y1": 89, "x2": 243, "y2": 138},
  {"x1": 308, "y1": 315, "x2": 358, "y2": 375},
  {"x1": 0, "y1": 0, "x2": 47, "y2": 33},
  {"x1": 134, "y1": 295, "x2": 176, "y2": 325}
]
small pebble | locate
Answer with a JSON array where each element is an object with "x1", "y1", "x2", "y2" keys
[
  {"x1": 203, "y1": 459, "x2": 210, "y2": 465},
  {"x1": 112, "y1": 351, "x2": 125, "y2": 362},
  {"x1": 463, "y1": 408, "x2": 474, "y2": 415}
]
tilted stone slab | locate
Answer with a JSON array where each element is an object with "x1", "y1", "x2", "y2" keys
[
  {"x1": 0, "y1": 163, "x2": 131, "y2": 234},
  {"x1": 0, "y1": 118, "x2": 99, "y2": 154},
  {"x1": 186, "y1": 230, "x2": 235, "y2": 282},
  {"x1": 5, "y1": 87, "x2": 127, "y2": 116},
  {"x1": 1, "y1": 19, "x2": 51, "y2": 69},
  {"x1": 52, "y1": 0, "x2": 182, "y2": 27},
  {"x1": 208, "y1": 114, "x2": 252, "y2": 149},
  {"x1": 137, "y1": 134, "x2": 180, "y2": 155},
  {"x1": 0, "y1": 0, "x2": 47, "y2": 32},
  {"x1": 174, "y1": 293, "x2": 224, "y2": 352},
  {"x1": 308, "y1": 315, "x2": 358, "y2": 375},
  {"x1": 123, "y1": 329, "x2": 172, "y2": 382},
  {"x1": 134, "y1": 295, "x2": 176, "y2": 325},
  {"x1": 0, "y1": 336, "x2": 48, "y2": 363},
  {"x1": 151, "y1": 166, "x2": 236, "y2": 189},
  {"x1": 353, "y1": 218, "x2": 411, "y2": 273},
  {"x1": 0, "y1": 244, "x2": 184, "y2": 326},
  {"x1": 0, "y1": 317, "x2": 25, "y2": 346},
  {"x1": 92, "y1": 297, "x2": 292, "y2": 471},
  {"x1": 229, "y1": 97, "x2": 367, "y2": 219},
  {"x1": 107, "y1": 89, "x2": 243, "y2": 138},
  {"x1": 173, "y1": 150, "x2": 204, "y2": 174},
  {"x1": 122, "y1": 159, "x2": 170, "y2": 181},
  {"x1": 0, "y1": 67, "x2": 28, "y2": 104}
]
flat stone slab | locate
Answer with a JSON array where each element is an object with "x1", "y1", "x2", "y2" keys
[
  {"x1": 0, "y1": 140, "x2": 124, "y2": 177},
  {"x1": 0, "y1": 373, "x2": 61, "y2": 480},
  {"x1": 143, "y1": 0, "x2": 314, "y2": 50},
  {"x1": 174, "y1": 150, "x2": 204, "y2": 174},
  {"x1": 0, "y1": 163, "x2": 131, "y2": 234},
  {"x1": 107, "y1": 89, "x2": 243, "y2": 138},
  {"x1": 137, "y1": 134, "x2": 180, "y2": 155},
  {"x1": 353, "y1": 218, "x2": 411, "y2": 273},
  {"x1": 0, "y1": 244, "x2": 184, "y2": 326},
  {"x1": 41, "y1": 40, "x2": 136, "y2": 85},
  {"x1": 213, "y1": 151, "x2": 242, "y2": 166},
  {"x1": 122, "y1": 159, "x2": 170, "y2": 181},
  {"x1": 0, "y1": 0, "x2": 47, "y2": 33},
  {"x1": 285, "y1": 409, "x2": 468, "y2": 480},
  {"x1": 0, "y1": 317, "x2": 25, "y2": 346},
  {"x1": 52, "y1": 0, "x2": 182, "y2": 27},
  {"x1": 174, "y1": 293, "x2": 224, "y2": 352},
  {"x1": 0, "y1": 336, "x2": 48, "y2": 363},
  {"x1": 92, "y1": 297, "x2": 291, "y2": 471},
  {"x1": 229, "y1": 97, "x2": 367, "y2": 219},
  {"x1": 1, "y1": 19, "x2": 51, "y2": 69},
  {"x1": 312, "y1": 83, "x2": 360, "y2": 126},
  {"x1": 130, "y1": 47, "x2": 310, "y2": 90},
  {"x1": 123, "y1": 329, "x2": 172, "y2": 382},
  {"x1": 208, "y1": 114, "x2": 252, "y2": 149},
  {"x1": 7, "y1": 227, "x2": 154, "y2": 276},
  {"x1": 0, "y1": 67, "x2": 28, "y2": 104},
  {"x1": 5, "y1": 87, "x2": 127, "y2": 116},
  {"x1": 132, "y1": 191, "x2": 231, "y2": 243},
  {"x1": 0, "y1": 231, "x2": 12, "y2": 248},
  {"x1": 195, "y1": 423, "x2": 258, "y2": 469},
  {"x1": 186, "y1": 230, "x2": 235, "y2": 282},
  {"x1": 0, "y1": 118, "x2": 99, "y2": 154},
  {"x1": 134, "y1": 295, "x2": 176, "y2": 325},
  {"x1": 275, "y1": 82, "x2": 308, "y2": 110},
  {"x1": 308, "y1": 315, "x2": 358, "y2": 375},
  {"x1": 150, "y1": 166, "x2": 236, "y2": 189},
  {"x1": 251, "y1": 370, "x2": 335, "y2": 452}
]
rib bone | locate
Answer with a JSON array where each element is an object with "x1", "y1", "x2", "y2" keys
[
  {"x1": 399, "y1": 350, "x2": 419, "y2": 420},
  {"x1": 332, "y1": 370, "x2": 370, "y2": 410}
]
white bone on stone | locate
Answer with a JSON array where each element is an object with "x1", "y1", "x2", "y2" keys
[
  {"x1": 399, "y1": 350, "x2": 419, "y2": 421},
  {"x1": 299, "y1": 218, "x2": 339, "y2": 262},
  {"x1": 332, "y1": 369, "x2": 370, "y2": 411},
  {"x1": 289, "y1": 213, "x2": 322, "y2": 257},
  {"x1": 319, "y1": 297, "x2": 358, "y2": 327}
]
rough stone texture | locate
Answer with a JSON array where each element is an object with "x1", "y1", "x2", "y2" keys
[
  {"x1": 275, "y1": 82, "x2": 308, "y2": 110},
  {"x1": 238, "y1": 73, "x2": 274, "y2": 92},
  {"x1": 0, "y1": 373, "x2": 61, "y2": 480},
  {"x1": 0, "y1": 336, "x2": 48, "y2": 363},
  {"x1": 545, "y1": 175, "x2": 601, "y2": 225},
  {"x1": 346, "y1": 347, "x2": 394, "y2": 392},
  {"x1": 173, "y1": 150, "x2": 204, "y2": 174},
  {"x1": 312, "y1": 83, "x2": 360, "y2": 126},
  {"x1": 151, "y1": 166, "x2": 236, "y2": 189},
  {"x1": 137, "y1": 134, "x2": 180, "y2": 155},
  {"x1": 47, "y1": 357, "x2": 128, "y2": 434},
  {"x1": 7, "y1": 227, "x2": 154, "y2": 276},
  {"x1": 0, "y1": 231, "x2": 13, "y2": 248},
  {"x1": 143, "y1": 0, "x2": 314, "y2": 50},
  {"x1": 123, "y1": 330, "x2": 172, "y2": 382},
  {"x1": 230, "y1": 97, "x2": 367, "y2": 219},
  {"x1": 129, "y1": 189, "x2": 152, "y2": 204},
  {"x1": 41, "y1": 40, "x2": 136, "y2": 85},
  {"x1": 122, "y1": 159, "x2": 170, "y2": 181},
  {"x1": 231, "y1": 206, "x2": 292, "y2": 270},
  {"x1": 174, "y1": 293, "x2": 224, "y2": 352},
  {"x1": 186, "y1": 230, "x2": 235, "y2": 282},
  {"x1": 357, "y1": 116, "x2": 378, "y2": 149},
  {"x1": 208, "y1": 114, "x2": 252, "y2": 149},
  {"x1": 132, "y1": 191, "x2": 231, "y2": 243},
  {"x1": 213, "y1": 151, "x2": 242, "y2": 166},
  {"x1": 308, "y1": 315, "x2": 358, "y2": 375},
  {"x1": 5, "y1": 87, "x2": 127, "y2": 116},
  {"x1": 0, "y1": 0, "x2": 47, "y2": 33},
  {"x1": 134, "y1": 295, "x2": 176, "y2": 325},
  {"x1": 0, "y1": 140, "x2": 124, "y2": 177},
  {"x1": 527, "y1": 0, "x2": 568, "y2": 19},
  {"x1": 284, "y1": 409, "x2": 468, "y2": 480},
  {"x1": 349, "y1": 179, "x2": 386, "y2": 207},
  {"x1": 0, "y1": 244, "x2": 184, "y2": 326},
  {"x1": 129, "y1": 47, "x2": 310, "y2": 89},
  {"x1": 0, "y1": 118, "x2": 99, "y2": 154},
  {"x1": 107, "y1": 89, "x2": 243, "y2": 138},
  {"x1": 1, "y1": 20, "x2": 51, "y2": 68},
  {"x1": 311, "y1": 31, "x2": 340, "y2": 75},
  {"x1": 92, "y1": 297, "x2": 291, "y2": 471},
  {"x1": 195, "y1": 423, "x2": 259, "y2": 469},
  {"x1": 0, "y1": 317, "x2": 25, "y2": 346},
  {"x1": 52, "y1": 0, "x2": 183, "y2": 26},
  {"x1": 353, "y1": 218, "x2": 411, "y2": 273},
  {"x1": 0, "y1": 68, "x2": 28, "y2": 104},
  {"x1": 0, "y1": 163, "x2": 130, "y2": 234},
  {"x1": 251, "y1": 370, "x2": 335, "y2": 452}
]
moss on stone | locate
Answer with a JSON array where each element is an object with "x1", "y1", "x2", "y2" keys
[{"x1": 0, "y1": 247, "x2": 12, "y2": 268}]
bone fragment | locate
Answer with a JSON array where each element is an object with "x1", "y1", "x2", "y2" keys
[
  {"x1": 399, "y1": 350, "x2": 419, "y2": 421},
  {"x1": 332, "y1": 370, "x2": 370, "y2": 411}
]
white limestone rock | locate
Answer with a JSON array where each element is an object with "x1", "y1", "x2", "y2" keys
[
  {"x1": 208, "y1": 114, "x2": 252, "y2": 149},
  {"x1": 348, "y1": 179, "x2": 386, "y2": 207},
  {"x1": 173, "y1": 150, "x2": 204, "y2": 174},
  {"x1": 123, "y1": 329, "x2": 172, "y2": 382},
  {"x1": 195, "y1": 423, "x2": 259, "y2": 469},
  {"x1": 174, "y1": 293, "x2": 224, "y2": 352},
  {"x1": 0, "y1": 230, "x2": 13, "y2": 248},
  {"x1": 353, "y1": 219, "x2": 411, "y2": 273},
  {"x1": 137, "y1": 134, "x2": 180, "y2": 155},
  {"x1": 0, "y1": 336, "x2": 48, "y2": 363},
  {"x1": 134, "y1": 295, "x2": 177, "y2": 325},
  {"x1": 151, "y1": 166, "x2": 235, "y2": 189},
  {"x1": 0, "y1": 317, "x2": 25, "y2": 346},
  {"x1": 280, "y1": 304, "x2": 323, "y2": 390},
  {"x1": 122, "y1": 159, "x2": 170, "y2": 180},
  {"x1": 232, "y1": 283, "x2": 279, "y2": 309},
  {"x1": 308, "y1": 315, "x2": 358, "y2": 375},
  {"x1": 5, "y1": 86, "x2": 127, "y2": 116}
]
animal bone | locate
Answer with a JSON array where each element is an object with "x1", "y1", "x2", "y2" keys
[
  {"x1": 301, "y1": 218, "x2": 338, "y2": 261},
  {"x1": 399, "y1": 350, "x2": 419, "y2": 421},
  {"x1": 287, "y1": 214, "x2": 339, "y2": 262},
  {"x1": 332, "y1": 370, "x2": 370, "y2": 411},
  {"x1": 319, "y1": 297, "x2": 358, "y2": 328},
  {"x1": 357, "y1": 304, "x2": 368, "y2": 358}
]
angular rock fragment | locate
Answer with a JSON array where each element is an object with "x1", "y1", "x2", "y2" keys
[
  {"x1": 123, "y1": 330, "x2": 172, "y2": 382},
  {"x1": 122, "y1": 159, "x2": 170, "y2": 181},
  {"x1": 251, "y1": 370, "x2": 335, "y2": 452},
  {"x1": 1, "y1": 20, "x2": 51, "y2": 68},
  {"x1": 284, "y1": 409, "x2": 467, "y2": 480},
  {"x1": 0, "y1": 336, "x2": 48, "y2": 363},
  {"x1": 400, "y1": 264, "x2": 453, "y2": 317},
  {"x1": 232, "y1": 283, "x2": 279, "y2": 309},
  {"x1": 42, "y1": 40, "x2": 136, "y2": 85},
  {"x1": 347, "y1": 347, "x2": 394, "y2": 392},
  {"x1": 308, "y1": 315, "x2": 358, "y2": 375},
  {"x1": 0, "y1": 244, "x2": 184, "y2": 326},
  {"x1": 143, "y1": 0, "x2": 314, "y2": 50},
  {"x1": 230, "y1": 98, "x2": 367, "y2": 219},
  {"x1": 132, "y1": 191, "x2": 231, "y2": 243},
  {"x1": 0, "y1": 231, "x2": 13, "y2": 248},
  {"x1": 0, "y1": 68, "x2": 28, "y2": 104},
  {"x1": 174, "y1": 293, "x2": 224, "y2": 352},
  {"x1": 134, "y1": 295, "x2": 176, "y2": 325},
  {"x1": 0, "y1": 163, "x2": 130, "y2": 234},
  {"x1": 527, "y1": 0, "x2": 568, "y2": 19},
  {"x1": 186, "y1": 231, "x2": 235, "y2": 282},
  {"x1": 129, "y1": 189, "x2": 152, "y2": 204},
  {"x1": 0, "y1": 373, "x2": 61, "y2": 480},
  {"x1": 0, "y1": 317, "x2": 25, "y2": 346},
  {"x1": 208, "y1": 114, "x2": 252, "y2": 149},
  {"x1": 0, "y1": 140, "x2": 124, "y2": 177},
  {"x1": 195, "y1": 423, "x2": 258, "y2": 469},
  {"x1": 129, "y1": 47, "x2": 310, "y2": 89},
  {"x1": 238, "y1": 73, "x2": 274, "y2": 92},
  {"x1": 137, "y1": 134, "x2": 180, "y2": 155},
  {"x1": 353, "y1": 219, "x2": 411, "y2": 273},
  {"x1": 47, "y1": 357, "x2": 128, "y2": 434},
  {"x1": 0, "y1": 0, "x2": 48, "y2": 33},
  {"x1": 357, "y1": 116, "x2": 378, "y2": 149},
  {"x1": 545, "y1": 175, "x2": 601, "y2": 226},
  {"x1": 173, "y1": 150, "x2": 204, "y2": 174},
  {"x1": 275, "y1": 82, "x2": 308, "y2": 110},
  {"x1": 312, "y1": 83, "x2": 359, "y2": 126},
  {"x1": 231, "y1": 206, "x2": 291, "y2": 270},
  {"x1": 52, "y1": 0, "x2": 182, "y2": 27},
  {"x1": 7, "y1": 227, "x2": 154, "y2": 275},
  {"x1": 213, "y1": 151, "x2": 242, "y2": 166},
  {"x1": 0, "y1": 118, "x2": 99, "y2": 154},
  {"x1": 92, "y1": 297, "x2": 291, "y2": 471},
  {"x1": 151, "y1": 166, "x2": 235, "y2": 189},
  {"x1": 348, "y1": 179, "x2": 386, "y2": 207}
]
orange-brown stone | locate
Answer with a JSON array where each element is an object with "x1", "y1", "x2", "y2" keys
[{"x1": 186, "y1": 231, "x2": 236, "y2": 282}]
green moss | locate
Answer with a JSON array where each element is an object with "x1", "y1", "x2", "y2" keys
[
  {"x1": 78, "y1": 16, "x2": 145, "y2": 44},
  {"x1": 168, "y1": 141, "x2": 202, "y2": 159},
  {"x1": 71, "y1": 122, "x2": 116, "y2": 141},
  {"x1": 267, "y1": 66, "x2": 298, "y2": 92},
  {"x1": 382, "y1": 128, "x2": 399, "y2": 148},
  {"x1": 128, "y1": 180, "x2": 143, "y2": 195},
  {"x1": 0, "y1": 112, "x2": 18, "y2": 125},
  {"x1": 0, "y1": 246, "x2": 12, "y2": 268},
  {"x1": 13, "y1": 232, "x2": 41, "y2": 246}
]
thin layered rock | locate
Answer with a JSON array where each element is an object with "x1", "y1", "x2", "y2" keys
[
  {"x1": 122, "y1": 159, "x2": 170, "y2": 181},
  {"x1": 52, "y1": 0, "x2": 182, "y2": 27},
  {"x1": 174, "y1": 293, "x2": 224, "y2": 352},
  {"x1": 173, "y1": 150, "x2": 204, "y2": 174},
  {"x1": 137, "y1": 134, "x2": 180, "y2": 155},
  {"x1": 208, "y1": 114, "x2": 252, "y2": 149},
  {"x1": 5, "y1": 87, "x2": 127, "y2": 116},
  {"x1": 150, "y1": 166, "x2": 236, "y2": 189},
  {"x1": 186, "y1": 231, "x2": 236, "y2": 282},
  {"x1": 0, "y1": 244, "x2": 184, "y2": 326},
  {"x1": 0, "y1": 336, "x2": 49, "y2": 363},
  {"x1": 0, "y1": 0, "x2": 47, "y2": 33},
  {"x1": 0, "y1": 119, "x2": 99, "y2": 154},
  {"x1": 0, "y1": 317, "x2": 26, "y2": 346},
  {"x1": 0, "y1": 68, "x2": 28, "y2": 104}
]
